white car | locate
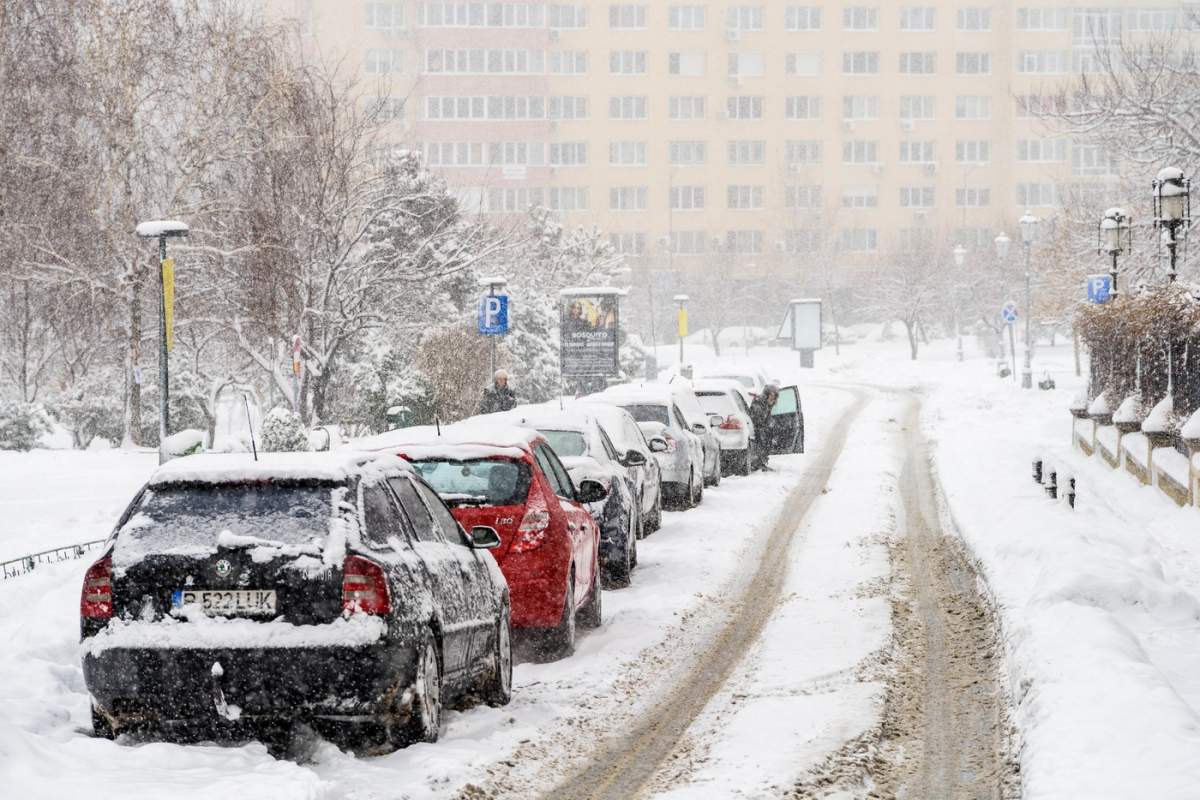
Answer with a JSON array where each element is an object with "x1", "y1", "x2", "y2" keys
[
  {"x1": 574, "y1": 401, "x2": 664, "y2": 536},
  {"x1": 692, "y1": 379, "x2": 755, "y2": 476},
  {"x1": 697, "y1": 367, "x2": 771, "y2": 395}
]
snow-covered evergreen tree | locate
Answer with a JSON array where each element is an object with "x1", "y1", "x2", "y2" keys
[{"x1": 260, "y1": 407, "x2": 309, "y2": 452}]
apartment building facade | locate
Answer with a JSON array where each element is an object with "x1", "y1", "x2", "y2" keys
[{"x1": 272, "y1": 1, "x2": 1195, "y2": 289}]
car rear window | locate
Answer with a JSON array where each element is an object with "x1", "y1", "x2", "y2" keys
[
  {"x1": 621, "y1": 403, "x2": 669, "y2": 425},
  {"x1": 540, "y1": 429, "x2": 587, "y2": 458},
  {"x1": 117, "y1": 483, "x2": 335, "y2": 557},
  {"x1": 695, "y1": 392, "x2": 737, "y2": 416},
  {"x1": 709, "y1": 374, "x2": 755, "y2": 388},
  {"x1": 409, "y1": 459, "x2": 531, "y2": 506}
]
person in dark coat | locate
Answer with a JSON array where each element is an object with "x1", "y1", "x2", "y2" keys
[
  {"x1": 749, "y1": 384, "x2": 779, "y2": 471},
  {"x1": 480, "y1": 369, "x2": 517, "y2": 414}
]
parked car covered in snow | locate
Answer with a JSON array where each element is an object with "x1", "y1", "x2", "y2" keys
[
  {"x1": 81, "y1": 452, "x2": 512, "y2": 751},
  {"x1": 498, "y1": 406, "x2": 643, "y2": 587},
  {"x1": 574, "y1": 401, "x2": 664, "y2": 537},
  {"x1": 693, "y1": 379, "x2": 756, "y2": 476},
  {"x1": 697, "y1": 367, "x2": 771, "y2": 395},
  {"x1": 587, "y1": 381, "x2": 720, "y2": 508},
  {"x1": 363, "y1": 423, "x2": 605, "y2": 660}
]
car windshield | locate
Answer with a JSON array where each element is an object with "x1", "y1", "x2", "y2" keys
[
  {"x1": 540, "y1": 429, "x2": 588, "y2": 458},
  {"x1": 409, "y1": 458, "x2": 531, "y2": 506},
  {"x1": 117, "y1": 483, "x2": 335, "y2": 559},
  {"x1": 696, "y1": 392, "x2": 737, "y2": 416},
  {"x1": 621, "y1": 403, "x2": 669, "y2": 425}
]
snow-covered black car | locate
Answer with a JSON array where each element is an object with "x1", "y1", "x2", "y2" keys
[{"x1": 80, "y1": 452, "x2": 512, "y2": 752}]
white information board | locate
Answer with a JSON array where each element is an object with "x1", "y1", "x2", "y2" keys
[{"x1": 777, "y1": 299, "x2": 823, "y2": 351}]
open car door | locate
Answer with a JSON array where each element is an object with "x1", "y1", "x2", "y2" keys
[{"x1": 768, "y1": 385, "x2": 805, "y2": 455}]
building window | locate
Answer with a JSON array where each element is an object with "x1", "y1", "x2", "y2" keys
[
  {"x1": 609, "y1": 95, "x2": 648, "y2": 119},
  {"x1": 1016, "y1": 138, "x2": 1067, "y2": 162},
  {"x1": 669, "y1": 96, "x2": 706, "y2": 119},
  {"x1": 365, "y1": 3, "x2": 404, "y2": 32},
  {"x1": 1017, "y1": 50, "x2": 1069, "y2": 74},
  {"x1": 785, "y1": 96, "x2": 822, "y2": 120},
  {"x1": 549, "y1": 5, "x2": 589, "y2": 29},
  {"x1": 786, "y1": 140, "x2": 822, "y2": 164},
  {"x1": 726, "y1": 230, "x2": 764, "y2": 254},
  {"x1": 842, "y1": 140, "x2": 879, "y2": 163},
  {"x1": 899, "y1": 228, "x2": 932, "y2": 251},
  {"x1": 785, "y1": 184, "x2": 823, "y2": 209},
  {"x1": 956, "y1": 52, "x2": 991, "y2": 75},
  {"x1": 609, "y1": 4, "x2": 646, "y2": 29},
  {"x1": 610, "y1": 186, "x2": 648, "y2": 210},
  {"x1": 726, "y1": 96, "x2": 764, "y2": 119},
  {"x1": 728, "y1": 51, "x2": 765, "y2": 77},
  {"x1": 549, "y1": 96, "x2": 589, "y2": 119},
  {"x1": 840, "y1": 228, "x2": 877, "y2": 251},
  {"x1": 956, "y1": 8, "x2": 991, "y2": 31},
  {"x1": 727, "y1": 185, "x2": 765, "y2": 209},
  {"x1": 670, "y1": 185, "x2": 706, "y2": 210},
  {"x1": 842, "y1": 7, "x2": 879, "y2": 30},
  {"x1": 899, "y1": 51, "x2": 936, "y2": 75},
  {"x1": 425, "y1": 142, "x2": 485, "y2": 167},
  {"x1": 900, "y1": 95, "x2": 935, "y2": 120},
  {"x1": 785, "y1": 229, "x2": 822, "y2": 253},
  {"x1": 487, "y1": 141, "x2": 546, "y2": 166},
  {"x1": 549, "y1": 142, "x2": 589, "y2": 166},
  {"x1": 954, "y1": 95, "x2": 992, "y2": 119},
  {"x1": 842, "y1": 51, "x2": 880, "y2": 74},
  {"x1": 548, "y1": 187, "x2": 589, "y2": 211},
  {"x1": 726, "y1": 6, "x2": 764, "y2": 31},
  {"x1": 669, "y1": 5, "x2": 706, "y2": 30},
  {"x1": 424, "y1": 48, "x2": 546, "y2": 74},
  {"x1": 669, "y1": 140, "x2": 707, "y2": 165},
  {"x1": 609, "y1": 140, "x2": 647, "y2": 165},
  {"x1": 899, "y1": 7, "x2": 935, "y2": 31},
  {"x1": 366, "y1": 48, "x2": 405, "y2": 74},
  {"x1": 955, "y1": 186, "x2": 991, "y2": 207},
  {"x1": 610, "y1": 50, "x2": 647, "y2": 75},
  {"x1": 549, "y1": 50, "x2": 588, "y2": 74},
  {"x1": 670, "y1": 230, "x2": 707, "y2": 254},
  {"x1": 365, "y1": 97, "x2": 406, "y2": 122},
  {"x1": 899, "y1": 141, "x2": 935, "y2": 163},
  {"x1": 955, "y1": 140, "x2": 991, "y2": 163},
  {"x1": 1016, "y1": 94, "x2": 1066, "y2": 117},
  {"x1": 608, "y1": 232, "x2": 646, "y2": 254},
  {"x1": 899, "y1": 186, "x2": 936, "y2": 208},
  {"x1": 842, "y1": 185, "x2": 879, "y2": 208},
  {"x1": 486, "y1": 187, "x2": 544, "y2": 213},
  {"x1": 1016, "y1": 183, "x2": 1057, "y2": 206},
  {"x1": 728, "y1": 140, "x2": 766, "y2": 164},
  {"x1": 1016, "y1": 8, "x2": 1070, "y2": 31},
  {"x1": 1072, "y1": 144, "x2": 1117, "y2": 176},
  {"x1": 669, "y1": 51, "x2": 706, "y2": 76},
  {"x1": 786, "y1": 6, "x2": 822, "y2": 31},
  {"x1": 842, "y1": 95, "x2": 879, "y2": 120},
  {"x1": 786, "y1": 51, "x2": 822, "y2": 76}
]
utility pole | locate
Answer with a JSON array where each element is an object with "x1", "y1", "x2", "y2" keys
[{"x1": 136, "y1": 220, "x2": 189, "y2": 462}]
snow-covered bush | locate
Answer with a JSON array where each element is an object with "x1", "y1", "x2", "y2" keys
[
  {"x1": 163, "y1": 429, "x2": 205, "y2": 457},
  {"x1": 260, "y1": 407, "x2": 309, "y2": 452},
  {"x1": 1143, "y1": 395, "x2": 1180, "y2": 435},
  {"x1": 1113, "y1": 393, "x2": 1146, "y2": 426},
  {"x1": 49, "y1": 383, "x2": 124, "y2": 449},
  {"x1": 1087, "y1": 388, "x2": 1113, "y2": 418},
  {"x1": 0, "y1": 402, "x2": 50, "y2": 451}
]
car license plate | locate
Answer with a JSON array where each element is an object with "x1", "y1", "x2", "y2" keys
[{"x1": 172, "y1": 589, "x2": 277, "y2": 617}]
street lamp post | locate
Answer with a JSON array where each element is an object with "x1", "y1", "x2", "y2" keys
[
  {"x1": 994, "y1": 232, "x2": 1015, "y2": 381},
  {"x1": 952, "y1": 244, "x2": 966, "y2": 362},
  {"x1": 1018, "y1": 211, "x2": 1040, "y2": 389},
  {"x1": 1152, "y1": 166, "x2": 1191, "y2": 283},
  {"x1": 673, "y1": 293, "x2": 689, "y2": 370},
  {"x1": 135, "y1": 220, "x2": 189, "y2": 463},
  {"x1": 1098, "y1": 207, "x2": 1131, "y2": 299}
]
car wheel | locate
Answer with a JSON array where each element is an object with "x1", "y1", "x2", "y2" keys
[
  {"x1": 579, "y1": 555, "x2": 603, "y2": 628},
  {"x1": 397, "y1": 634, "x2": 443, "y2": 746},
  {"x1": 605, "y1": 515, "x2": 634, "y2": 589},
  {"x1": 737, "y1": 448, "x2": 753, "y2": 476},
  {"x1": 91, "y1": 703, "x2": 116, "y2": 740},
  {"x1": 631, "y1": 516, "x2": 640, "y2": 567},
  {"x1": 693, "y1": 468, "x2": 704, "y2": 505},
  {"x1": 482, "y1": 602, "x2": 513, "y2": 708},
  {"x1": 649, "y1": 489, "x2": 663, "y2": 533},
  {"x1": 545, "y1": 568, "x2": 578, "y2": 659},
  {"x1": 710, "y1": 451, "x2": 722, "y2": 487}
]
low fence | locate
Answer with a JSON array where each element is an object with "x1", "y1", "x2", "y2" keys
[{"x1": 0, "y1": 539, "x2": 107, "y2": 580}]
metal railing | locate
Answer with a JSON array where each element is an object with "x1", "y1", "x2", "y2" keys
[{"x1": 1, "y1": 539, "x2": 107, "y2": 580}]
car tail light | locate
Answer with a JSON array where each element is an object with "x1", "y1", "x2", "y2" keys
[
  {"x1": 719, "y1": 415, "x2": 743, "y2": 431},
  {"x1": 511, "y1": 498, "x2": 551, "y2": 553},
  {"x1": 81, "y1": 556, "x2": 113, "y2": 619},
  {"x1": 342, "y1": 555, "x2": 391, "y2": 615},
  {"x1": 662, "y1": 433, "x2": 678, "y2": 453}
]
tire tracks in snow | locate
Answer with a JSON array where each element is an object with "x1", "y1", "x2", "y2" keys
[{"x1": 537, "y1": 389, "x2": 870, "y2": 800}]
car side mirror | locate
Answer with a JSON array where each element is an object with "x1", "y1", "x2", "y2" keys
[
  {"x1": 576, "y1": 478, "x2": 608, "y2": 504},
  {"x1": 708, "y1": 414, "x2": 724, "y2": 427},
  {"x1": 648, "y1": 437, "x2": 668, "y2": 453},
  {"x1": 469, "y1": 526, "x2": 502, "y2": 550},
  {"x1": 623, "y1": 449, "x2": 647, "y2": 466},
  {"x1": 691, "y1": 423, "x2": 707, "y2": 436}
]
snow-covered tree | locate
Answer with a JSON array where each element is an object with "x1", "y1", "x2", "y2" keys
[{"x1": 260, "y1": 407, "x2": 309, "y2": 452}]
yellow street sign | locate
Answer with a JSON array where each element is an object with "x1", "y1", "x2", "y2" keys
[
  {"x1": 162, "y1": 258, "x2": 175, "y2": 352},
  {"x1": 677, "y1": 308, "x2": 689, "y2": 338}
]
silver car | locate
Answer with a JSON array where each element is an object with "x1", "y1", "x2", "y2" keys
[{"x1": 693, "y1": 379, "x2": 755, "y2": 476}]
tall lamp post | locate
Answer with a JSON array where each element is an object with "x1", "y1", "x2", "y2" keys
[
  {"x1": 1018, "y1": 211, "x2": 1040, "y2": 389},
  {"x1": 952, "y1": 244, "x2": 966, "y2": 362},
  {"x1": 1098, "y1": 207, "x2": 1131, "y2": 299},
  {"x1": 135, "y1": 219, "x2": 189, "y2": 463},
  {"x1": 994, "y1": 231, "x2": 1015, "y2": 380},
  {"x1": 673, "y1": 293, "x2": 689, "y2": 370},
  {"x1": 1152, "y1": 166, "x2": 1191, "y2": 282}
]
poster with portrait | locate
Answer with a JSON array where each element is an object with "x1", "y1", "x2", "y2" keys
[{"x1": 559, "y1": 289, "x2": 621, "y2": 377}]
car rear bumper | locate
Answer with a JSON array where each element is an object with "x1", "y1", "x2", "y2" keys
[
  {"x1": 499, "y1": 553, "x2": 571, "y2": 629},
  {"x1": 84, "y1": 641, "x2": 412, "y2": 726}
]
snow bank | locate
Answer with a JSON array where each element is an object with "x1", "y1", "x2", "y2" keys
[
  {"x1": 1087, "y1": 388, "x2": 1112, "y2": 416},
  {"x1": 1113, "y1": 394, "x2": 1145, "y2": 425},
  {"x1": 1143, "y1": 395, "x2": 1178, "y2": 434}
]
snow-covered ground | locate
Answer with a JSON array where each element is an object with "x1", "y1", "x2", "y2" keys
[{"x1": 5, "y1": 330, "x2": 1200, "y2": 798}]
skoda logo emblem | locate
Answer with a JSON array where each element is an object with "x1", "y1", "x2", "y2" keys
[{"x1": 214, "y1": 559, "x2": 232, "y2": 578}]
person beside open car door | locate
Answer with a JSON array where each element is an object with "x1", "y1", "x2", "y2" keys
[{"x1": 749, "y1": 384, "x2": 779, "y2": 471}]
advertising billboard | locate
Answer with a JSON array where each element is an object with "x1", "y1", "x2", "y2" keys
[{"x1": 560, "y1": 288, "x2": 622, "y2": 377}]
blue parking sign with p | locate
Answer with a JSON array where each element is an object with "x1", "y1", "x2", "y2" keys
[
  {"x1": 478, "y1": 294, "x2": 509, "y2": 335},
  {"x1": 1087, "y1": 274, "x2": 1112, "y2": 304}
]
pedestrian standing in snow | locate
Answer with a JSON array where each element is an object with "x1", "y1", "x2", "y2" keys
[
  {"x1": 480, "y1": 369, "x2": 517, "y2": 414},
  {"x1": 749, "y1": 384, "x2": 779, "y2": 471}
]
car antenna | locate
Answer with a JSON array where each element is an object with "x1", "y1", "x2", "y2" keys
[
  {"x1": 242, "y1": 395, "x2": 258, "y2": 461},
  {"x1": 435, "y1": 415, "x2": 441, "y2": 437}
]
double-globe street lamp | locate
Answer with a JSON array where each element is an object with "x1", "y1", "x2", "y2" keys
[
  {"x1": 952, "y1": 244, "x2": 967, "y2": 362},
  {"x1": 1152, "y1": 166, "x2": 1192, "y2": 283}
]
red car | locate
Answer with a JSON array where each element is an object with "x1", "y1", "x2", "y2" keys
[{"x1": 364, "y1": 424, "x2": 606, "y2": 660}]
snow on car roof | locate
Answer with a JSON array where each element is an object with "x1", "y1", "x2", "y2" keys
[
  {"x1": 357, "y1": 421, "x2": 539, "y2": 460},
  {"x1": 148, "y1": 451, "x2": 410, "y2": 487},
  {"x1": 588, "y1": 382, "x2": 674, "y2": 405},
  {"x1": 693, "y1": 378, "x2": 746, "y2": 394}
]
